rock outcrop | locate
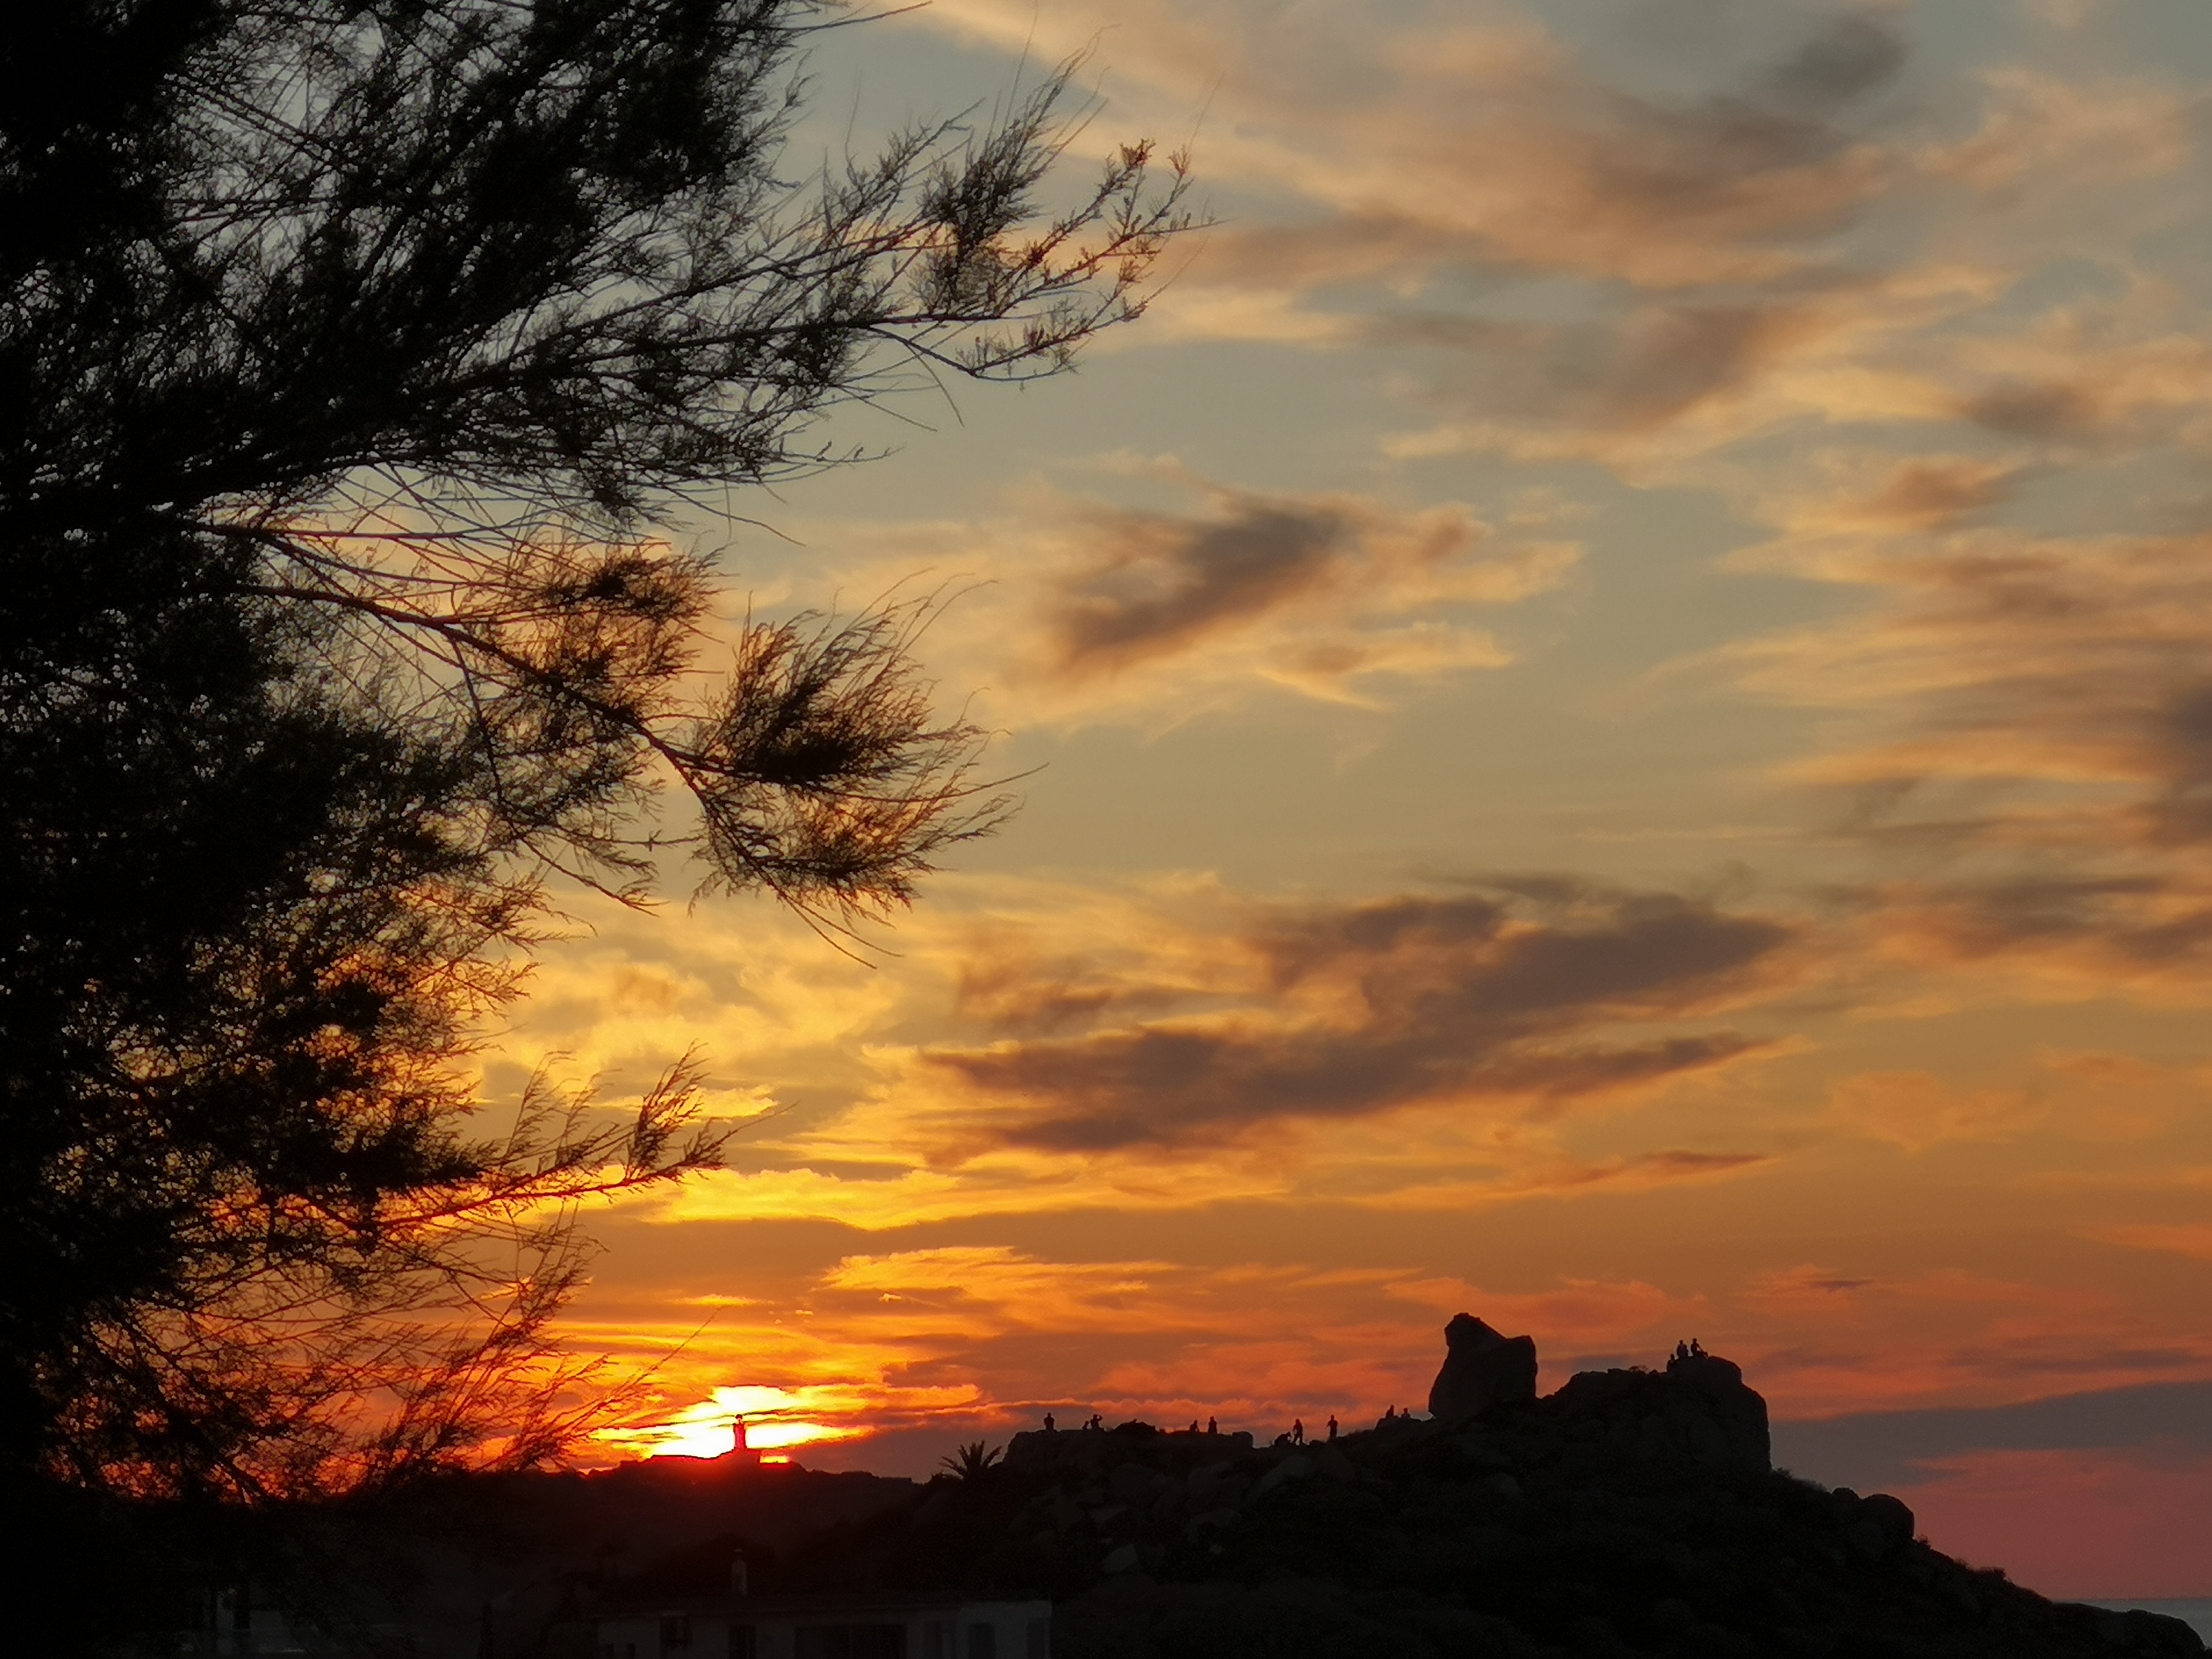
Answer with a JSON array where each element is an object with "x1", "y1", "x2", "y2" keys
[
  {"x1": 1427, "y1": 1312, "x2": 1538, "y2": 1420},
  {"x1": 1549, "y1": 1347, "x2": 1773, "y2": 1472}
]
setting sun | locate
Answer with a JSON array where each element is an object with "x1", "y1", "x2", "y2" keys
[{"x1": 594, "y1": 1384, "x2": 871, "y2": 1461}]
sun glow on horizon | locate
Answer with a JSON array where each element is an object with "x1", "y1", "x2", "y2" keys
[{"x1": 594, "y1": 1384, "x2": 872, "y2": 1461}]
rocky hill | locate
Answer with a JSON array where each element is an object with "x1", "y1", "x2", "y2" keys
[{"x1": 724, "y1": 1322, "x2": 2202, "y2": 1659}]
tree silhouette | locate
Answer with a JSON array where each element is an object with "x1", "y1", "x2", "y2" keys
[
  {"x1": 4, "y1": 0, "x2": 1188, "y2": 923},
  {"x1": 0, "y1": 0, "x2": 1189, "y2": 1535},
  {"x1": 939, "y1": 1439, "x2": 1005, "y2": 1481}
]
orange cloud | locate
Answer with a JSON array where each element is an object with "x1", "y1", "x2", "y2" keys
[
  {"x1": 598, "y1": 1383, "x2": 876, "y2": 1460},
  {"x1": 563, "y1": 1222, "x2": 2212, "y2": 1481},
  {"x1": 2087, "y1": 1224, "x2": 2212, "y2": 1262},
  {"x1": 1825, "y1": 458, "x2": 2020, "y2": 529},
  {"x1": 1737, "y1": 1270, "x2": 2212, "y2": 1421},
  {"x1": 1829, "y1": 1070, "x2": 2044, "y2": 1153},
  {"x1": 1741, "y1": 1264, "x2": 1881, "y2": 1315}
]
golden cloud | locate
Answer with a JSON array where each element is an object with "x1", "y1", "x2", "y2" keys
[{"x1": 493, "y1": 869, "x2": 1805, "y2": 1238}]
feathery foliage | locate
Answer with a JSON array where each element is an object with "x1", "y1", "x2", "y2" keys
[{"x1": 0, "y1": 0, "x2": 1188, "y2": 1524}]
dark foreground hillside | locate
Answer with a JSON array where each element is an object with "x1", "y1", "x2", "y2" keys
[{"x1": 82, "y1": 1321, "x2": 2200, "y2": 1658}]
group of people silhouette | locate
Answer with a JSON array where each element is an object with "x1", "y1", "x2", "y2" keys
[
  {"x1": 1032, "y1": 1346, "x2": 1715, "y2": 1447},
  {"x1": 1043, "y1": 1410, "x2": 1213, "y2": 1434},
  {"x1": 1039, "y1": 1413, "x2": 1110, "y2": 1432},
  {"x1": 1040, "y1": 1409, "x2": 1389, "y2": 1443}
]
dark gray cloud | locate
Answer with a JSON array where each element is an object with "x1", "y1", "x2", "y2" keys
[
  {"x1": 925, "y1": 887, "x2": 1794, "y2": 1150},
  {"x1": 1958, "y1": 381, "x2": 2105, "y2": 438},
  {"x1": 1589, "y1": 12, "x2": 1904, "y2": 203},
  {"x1": 1871, "y1": 875, "x2": 2212, "y2": 972},
  {"x1": 1048, "y1": 498, "x2": 1354, "y2": 677},
  {"x1": 1760, "y1": 13, "x2": 1908, "y2": 113},
  {"x1": 1027, "y1": 486, "x2": 1508, "y2": 695},
  {"x1": 1375, "y1": 297, "x2": 1828, "y2": 436},
  {"x1": 1773, "y1": 537, "x2": 2212, "y2": 888},
  {"x1": 2137, "y1": 680, "x2": 2212, "y2": 843},
  {"x1": 1773, "y1": 1380, "x2": 2212, "y2": 1493},
  {"x1": 953, "y1": 950, "x2": 1200, "y2": 1035}
]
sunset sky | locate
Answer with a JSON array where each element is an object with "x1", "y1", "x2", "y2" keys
[{"x1": 495, "y1": 0, "x2": 2212, "y2": 1600}]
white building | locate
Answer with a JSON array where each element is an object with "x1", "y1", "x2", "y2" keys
[
  {"x1": 173, "y1": 1586, "x2": 308, "y2": 1655},
  {"x1": 593, "y1": 1592, "x2": 1051, "y2": 1659}
]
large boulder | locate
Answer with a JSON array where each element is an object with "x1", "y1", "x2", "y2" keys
[
  {"x1": 1663, "y1": 1350, "x2": 1772, "y2": 1469},
  {"x1": 1548, "y1": 1350, "x2": 1772, "y2": 1472},
  {"x1": 1427, "y1": 1313, "x2": 1539, "y2": 1421}
]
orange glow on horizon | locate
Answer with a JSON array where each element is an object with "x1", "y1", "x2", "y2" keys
[{"x1": 594, "y1": 1384, "x2": 872, "y2": 1461}]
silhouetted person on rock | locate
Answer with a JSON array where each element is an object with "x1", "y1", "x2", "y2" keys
[
  {"x1": 1207, "y1": 1417, "x2": 1217, "y2": 1435},
  {"x1": 1691, "y1": 1338, "x2": 1706, "y2": 1357},
  {"x1": 1087, "y1": 1413, "x2": 1102, "y2": 1430},
  {"x1": 1043, "y1": 1412, "x2": 1054, "y2": 1432},
  {"x1": 1292, "y1": 1418, "x2": 1304, "y2": 1446},
  {"x1": 1327, "y1": 1415, "x2": 1339, "y2": 1441},
  {"x1": 1187, "y1": 1420, "x2": 1198, "y2": 1433}
]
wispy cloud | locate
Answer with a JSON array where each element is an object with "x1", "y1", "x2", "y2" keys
[
  {"x1": 913, "y1": 0, "x2": 2200, "y2": 489},
  {"x1": 926, "y1": 1, "x2": 1908, "y2": 287},
  {"x1": 769, "y1": 471, "x2": 1575, "y2": 724},
  {"x1": 1033, "y1": 483, "x2": 1551, "y2": 696},
  {"x1": 1693, "y1": 519, "x2": 2212, "y2": 999}
]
